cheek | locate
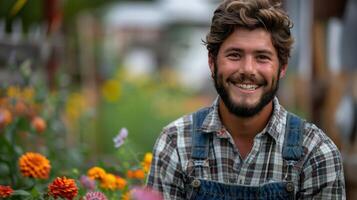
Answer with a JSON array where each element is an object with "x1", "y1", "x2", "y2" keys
[
  {"x1": 260, "y1": 66, "x2": 279, "y2": 79},
  {"x1": 216, "y1": 62, "x2": 238, "y2": 77}
]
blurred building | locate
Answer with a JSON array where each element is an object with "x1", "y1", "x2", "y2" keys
[{"x1": 103, "y1": 0, "x2": 218, "y2": 91}]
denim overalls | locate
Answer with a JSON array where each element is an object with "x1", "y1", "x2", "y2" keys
[{"x1": 184, "y1": 108, "x2": 304, "y2": 200}]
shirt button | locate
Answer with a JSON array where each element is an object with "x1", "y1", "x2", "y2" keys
[
  {"x1": 191, "y1": 179, "x2": 201, "y2": 188},
  {"x1": 286, "y1": 182, "x2": 294, "y2": 192}
]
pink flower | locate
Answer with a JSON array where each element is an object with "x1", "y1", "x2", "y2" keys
[
  {"x1": 130, "y1": 187, "x2": 163, "y2": 200},
  {"x1": 83, "y1": 191, "x2": 108, "y2": 200},
  {"x1": 80, "y1": 175, "x2": 96, "y2": 191},
  {"x1": 113, "y1": 128, "x2": 128, "y2": 148}
]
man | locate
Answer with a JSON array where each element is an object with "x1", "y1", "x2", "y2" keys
[{"x1": 147, "y1": 0, "x2": 346, "y2": 199}]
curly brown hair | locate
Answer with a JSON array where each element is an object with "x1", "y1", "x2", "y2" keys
[{"x1": 204, "y1": 0, "x2": 294, "y2": 66}]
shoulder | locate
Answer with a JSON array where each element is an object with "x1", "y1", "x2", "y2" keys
[
  {"x1": 297, "y1": 119, "x2": 345, "y2": 197},
  {"x1": 299, "y1": 120, "x2": 343, "y2": 170},
  {"x1": 161, "y1": 113, "x2": 193, "y2": 140},
  {"x1": 153, "y1": 113, "x2": 194, "y2": 151},
  {"x1": 301, "y1": 121, "x2": 340, "y2": 156}
]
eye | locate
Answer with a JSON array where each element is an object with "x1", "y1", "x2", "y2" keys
[
  {"x1": 256, "y1": 55, "x2": 270, "y2": 62},
  {"x1": 227, "y1": 52, "x2": 241, "y2": 60}
]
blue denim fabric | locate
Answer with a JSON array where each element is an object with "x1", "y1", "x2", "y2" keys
[
  {"x1": 186, "y1": 108, "x2": 303, "y2": 200},
  {"x1": 189, "y1": 179, "x2": 294, "y2": 200}
]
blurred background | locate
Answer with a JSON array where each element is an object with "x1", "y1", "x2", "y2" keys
[{"x1": 0, "y1": 0, "x2": 356, "y2": 198}]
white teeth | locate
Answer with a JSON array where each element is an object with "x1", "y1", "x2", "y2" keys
[{"x1": 236, "y1": 84, "x2": 258, "y2": 90}]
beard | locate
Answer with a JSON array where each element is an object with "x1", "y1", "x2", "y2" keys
[{"x1": 213, "y1": 62, "x2": 280, "y2": 118}]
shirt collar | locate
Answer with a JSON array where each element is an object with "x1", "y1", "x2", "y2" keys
[
  {"x1": 264, "y1": 97, "x2": 287, "y2": 142},
  {"x1": 199, "y1": 96, "x2": 287, "y2": 142}
]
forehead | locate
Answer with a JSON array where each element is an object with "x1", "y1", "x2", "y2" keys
[{"x1": 220, "y1": 27, "x2": 276, "y2": 54}]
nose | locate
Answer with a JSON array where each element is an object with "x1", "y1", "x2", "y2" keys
[{"x1": 239, "y1": 55, "x2": 255, "y2": 75}]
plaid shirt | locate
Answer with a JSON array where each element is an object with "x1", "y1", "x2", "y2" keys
[{"x1": 147, "y1": 97, "x2": 345, "y2": 199}]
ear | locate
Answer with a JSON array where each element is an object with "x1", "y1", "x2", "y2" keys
[
  {"x1": 279, "y1": 64, "x2": 288, "y2": 79},
  {"x1": 208, "y1": 53, "x2": 215, "y2": 76}
]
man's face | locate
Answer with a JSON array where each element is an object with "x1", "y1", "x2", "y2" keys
[{"x1": 209, "y1": 27, "x2": 286, "y2": 118}]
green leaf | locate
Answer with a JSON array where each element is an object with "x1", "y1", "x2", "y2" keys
[{"x1": 12, "y1": 189, "x2": 31, "y2": 196}]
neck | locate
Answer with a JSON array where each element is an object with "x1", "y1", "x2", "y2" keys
[{"x1": 218, "y1": 99, "x2": 273, "y2": 140}]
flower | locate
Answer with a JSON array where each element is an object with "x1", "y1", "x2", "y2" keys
[
  {"x1": 48, "y1": 177, "x2": 78, "y2": 200},
  {"x1": 83, "y1": 191, "x2": 108, "y2": 200},
  {"x1": 113, "y1": 128, "x2": 128, "y2": 148},
  {"x1": 80, "y1": 175, "x2": 96, "y2": 191},
  {"x1": 14, "y1": 100, "x2": 28, "y2": 116},
  {"x1": 121, "y1": 191, "x2": 130, "y2": 200},
  {"x1": 115, "y1": 176, "x2": 127, "y2": 190},
  {"x1": 130, "y1": 187, "x2": 163, "y2": 200},
  {"x1": 22, "y1": 87, "x2": 34, "y2": 102},
  {"x1": 31, "y1": 116, "x2": 47, "y2": 133},
  {"x1": 87, "y1": 167, "x2": 106, "y2": 180},
  {"x1": 127, "y1": 169, "x2": 145, "y2": 179},
  {"x1": 100, "y1": 173, "x2": 116, "y2": 190},
  {"x1": 65, "y1": 92, "x2": 87, "y2": 121},
  {"x1": 141, "y1": 152, "x2": 153, "y2": 173},
  {"x1": 101, "y1": 79, "x2": 121, "y2": 102},
  {"x1": 0, "y1": 185, "x2": 13, "y2": 198},
  {"x1": 7, "y1": 85, "x2": 21, "y2": 99},
  {"x1": 18, "y1": 152, "x2": 51, "y2": 179},
  {"x1": 0, "y1": 108, "x2": 12, "y2": 128}
]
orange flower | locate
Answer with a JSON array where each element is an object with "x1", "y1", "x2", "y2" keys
[
  {"x1": 100, "y1": 173, "x2": 116, "y2": 190},
  {"x1": 0, "y1": 97, "x2": 9, "y2": 107},
  {"x1": 48, "y1": 177, "x2": 78, "y2": 200},
  {"x1": 0, "y1": 185, "x2": 13, "y2": 198},
  {"x1": 134, "y1": 169, "x2": 145, "y2": 179},
  {"x1": 15, "y1": 100, "x2": 28, "y2": 116},
  {"x1": 141, "y1": 153, "x2": 153, "y2": 173},
  {"x1": 87, "y1": 167, "x2": 106, "y2": 180},
  {"x1": 121, "y1": 191, "x2": 131, "y2": 200},
  {"x1": 127, "y1": 169, "x2": 145, "y2": 179},
  {"x1": 0, "y1": 108, "x2": 12, "y2": 128},
  {"x1": 127, "y1": 170, "x2": 134, "y2": 178},
  {"x1": 18, "y1": 152, "x2": 51, "y2": 179},
  {"x1": 31, "y1": 116, "x2": 46, "y2": 133},
  {"x1": 115, "y1": 176, "x2": 127, "y2": 190}
]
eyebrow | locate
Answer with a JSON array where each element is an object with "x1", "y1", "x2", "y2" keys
[
  {"x1": 255, "y1": 50, "x2": 273, "y2": 56},
  {"x1": 224, "y1": 47, "x2": 274, "y2": 56}
]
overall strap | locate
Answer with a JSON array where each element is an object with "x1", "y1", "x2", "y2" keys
[
  {"x1": 282, "y1": 113, "x2": 305, "y2": 161},
  {"x1": 191, "y1": 108, "x2": 211, "y2": 160}
]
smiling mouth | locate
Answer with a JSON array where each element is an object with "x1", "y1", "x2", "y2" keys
[
  {"x1": 228, "y1": 75, "x2": 265, "y2": 92},
  {"x1": 235, "y1": 83, "x2": 259, "y2": 90}
]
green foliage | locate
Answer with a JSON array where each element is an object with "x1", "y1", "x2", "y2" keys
[
  {"x1": 97, "y1": 71, "x2": 199, "y2": 155},
  {"x1": 0, "y1": 0, "x2": 43, "y2": 32}
]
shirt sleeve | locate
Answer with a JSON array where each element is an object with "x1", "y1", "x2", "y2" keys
[
  {"x1": 146, "y1": 129, "x2": 186, "y2": 200},
  {"x1": 298, "y1": 138, "x2": 346, "y2": 199}
]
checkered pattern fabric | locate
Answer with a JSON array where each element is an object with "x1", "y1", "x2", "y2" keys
[{"x1": 147, "y1": 97, "x2": 345, "y2": 199}]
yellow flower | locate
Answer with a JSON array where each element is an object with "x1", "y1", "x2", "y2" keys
[
  {"x1": 87, "y1": 167, "x2": 106, "y2": 180},
  {"x1": 141, "y1": 153, "x2": 153, "y2": 173},
  {"x1": 101, "y1": 79, "x2": 121, "y2": 102},
  {"x1": 18, "y1": 152, "x2": 51, "y2": 179},
  {"x1": 65, "y1": 92, "x2": 87, "y2": 121},
  {"x1": 100, "y1": 173, "x2": 116, "y2": 190},
  {"x1": 22, "y1": 87, "x2": 34, "y2": 102},
  {"x1": 7, "y1": 86, "x2": 21, "y2": 99}
]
